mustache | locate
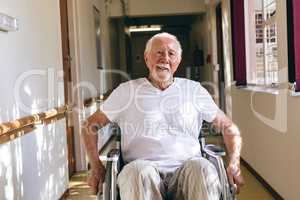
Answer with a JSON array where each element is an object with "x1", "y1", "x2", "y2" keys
[{"x1": 156, "y1": 64, "x2": 170, "y2": 70}]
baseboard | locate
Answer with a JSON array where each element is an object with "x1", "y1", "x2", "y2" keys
[
  {"x1": 241, "y1": 158, "x2": 284, "y2": 200},
  {"x1": 58, "y1": 189, "x2": 69, "y2": 200}
]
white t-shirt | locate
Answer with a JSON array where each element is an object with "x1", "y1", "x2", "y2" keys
[{"x1": 100, "y1": 77, "x2": 218, "y2": 172}]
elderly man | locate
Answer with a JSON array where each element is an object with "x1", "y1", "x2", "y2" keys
[{"x1": 83, "y1": 32, "x2": 244, "y2": 200}]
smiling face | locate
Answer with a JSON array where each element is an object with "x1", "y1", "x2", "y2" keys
[{"x1": 144, "y1": 36, "x2": 182, "y2": 83}]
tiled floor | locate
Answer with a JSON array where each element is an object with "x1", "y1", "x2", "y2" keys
[
  {"x1": 238, "y1": 165, "x2": 274, "y2": 200},
  {"x1": 66, "y1": 165, "x2": 274, "y2": 200},
  {"x1": 66, "y1": 172, "x2": 95, "y2": 200}
]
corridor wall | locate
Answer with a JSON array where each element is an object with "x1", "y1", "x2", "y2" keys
[
  {"x1": 0, "y1": 0, "x2": 68, "y2": 199},
  {"x1": 220, "y1": 0, "x2": 299, "y2": 199}
]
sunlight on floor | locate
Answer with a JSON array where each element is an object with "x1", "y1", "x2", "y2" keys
[{"x1": 66, "y1": 172, "x2": 96, "y2": 200}]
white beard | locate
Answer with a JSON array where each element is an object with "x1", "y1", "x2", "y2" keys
[{"x1": 152, "y1": 64, "x2": 172, "y2": 82}]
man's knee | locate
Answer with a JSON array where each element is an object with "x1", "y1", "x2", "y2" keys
[
  {"x1": 118, "y1": 160, "x2": 160, "y2": 185},
  {"x1": 181, "y1": 158, "x2": 220, "y2": 185},
  {"x1": 183, "y1": 158, "x2": 216, "y2": 173},
  {"x1": 117, "y1": 160, "x2": 164, "y2": 200}
]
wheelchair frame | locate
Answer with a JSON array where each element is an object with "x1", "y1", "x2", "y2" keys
[{"x1": 96, "y1": 123, "x2": 236, "y2": 200}]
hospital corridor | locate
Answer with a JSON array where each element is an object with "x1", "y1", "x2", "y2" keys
[{"x1": 0, "y1": 0, "x2": 299, "y2": 200}]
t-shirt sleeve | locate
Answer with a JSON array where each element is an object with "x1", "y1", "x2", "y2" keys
[
  {"x1": 100, "y1": 83, "x2": 131, "y2": 122},
  {"x1": 194, "y1": 84, "x2": 219, "y2": 122}
]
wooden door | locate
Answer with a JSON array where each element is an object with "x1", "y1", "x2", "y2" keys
[{"x1": 59, "y1": 0, "x2": 76, "y2": 177}]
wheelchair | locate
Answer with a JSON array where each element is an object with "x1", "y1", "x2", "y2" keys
[{"x1": 96, "y1": 122, "x2": 236, "y2": 200}]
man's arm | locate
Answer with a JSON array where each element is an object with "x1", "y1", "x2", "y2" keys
[
  {"x1": 212, "y1": 109, "x2": 244, "y2": 193},
  {"x1": 82, "y1": 109, "x2": 110, "y2": 194}
]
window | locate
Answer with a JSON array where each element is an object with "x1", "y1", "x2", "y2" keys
[
  {"x1": 245, "y1": 0, "x2": 279, "y2": 86},
  {"x1": 287, "y1": 0, "x2": 300, "y2": 92}
]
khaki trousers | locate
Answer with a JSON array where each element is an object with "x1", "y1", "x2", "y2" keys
[{"x1": 117, "y1": 158, "x2": 221, "y2": 200}]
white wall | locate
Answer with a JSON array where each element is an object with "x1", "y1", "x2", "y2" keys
[
  {"x1": 68, "y1": 0, "x2": 124, "y2": 170},
  {"x1": 70, "y1": 0, "x2": 101, "y2": 99},
  {"x1": 108, "y1": 0, "x2": 206, "y2": 17},
  {"x1": 67, "y1": 0, "x2": 102, "y2": 171},
  {"x1": 0, "y1": 0, "x2": 68, "y2": 199},
  {"x1": 221, "y1": 0, "x2": 300, "y2": 199},
  {"x1": 0, "y1": 121, "x2": 68, "y2": 200},
  {"x1": 190, "y1": 5, "x2": 220, "y2": 103},
  {"x1": 67, "y1": 0, "x2": 121, "y2": 100},
  {"x1": 231, "y1": 89, "x2": 300, "y2": 200}
]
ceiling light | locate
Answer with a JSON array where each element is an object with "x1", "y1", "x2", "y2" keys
[{"x1": 129, "y1": 25, "x2": 161, "y2": 33}]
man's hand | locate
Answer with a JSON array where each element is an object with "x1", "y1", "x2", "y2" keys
[
  {"x1": 212, "y1": 110, "x2": 244, "y2": 193},
  {"x1": 226, "y1": 163, "x2": 244, "y2": 194},
  {"x1": 82, "y1": 109, "x2": 110, "y2": 194},
  {"x1": 87, "y1": 165, "x2": 106, "y2": 195}
]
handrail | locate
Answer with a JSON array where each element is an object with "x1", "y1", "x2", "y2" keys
[
  {"x1": 0, "y1": 105, "x2": 69, "y2": 144},
  {"x1": 0, "y1": 89, "x2": 114, "y2": 143}
]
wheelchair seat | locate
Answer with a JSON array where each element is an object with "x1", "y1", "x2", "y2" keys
[{"x1": 96, "y1": 123, "x2": 236, "y2": 200}]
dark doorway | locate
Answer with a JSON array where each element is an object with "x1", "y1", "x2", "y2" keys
[{"x1": 216, "y1": 3, "x2": 226, "y2": 112}]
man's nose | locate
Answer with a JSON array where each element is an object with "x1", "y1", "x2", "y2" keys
[{"x1": 161, "y1": 52, "x2": 170, "y2": 62}]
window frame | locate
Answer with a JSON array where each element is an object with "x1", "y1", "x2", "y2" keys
[
  {"x1": 231, "y1": 0, "x2": 289, "y2": 91},
  {"x1": 244, "y1": 0, "x2": 279, "y2": 87}
]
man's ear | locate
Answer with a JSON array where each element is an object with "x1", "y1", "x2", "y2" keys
[
  {"x1": 176, "y1": 55, "x2": 182, "y2": 65},
  {"x1": 144, "y1": 53, "x2": 148, "y2": 63},
  {"x1": 144, "y1": 53, "x2": 150, "y2": 69}
]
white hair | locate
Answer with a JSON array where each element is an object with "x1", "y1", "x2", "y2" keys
[{"x1": 144, "y1": 32, "x2": 182, "y2": 56}]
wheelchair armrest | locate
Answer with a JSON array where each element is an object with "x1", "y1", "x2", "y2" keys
[
  {"x1": 202, "y1": 145, "x2": 236, "y2": 200},
  {"x1": 203, "y1": 144, "x2": 226, "y2": 157},
  {"x1": 99, "y1": 148, "x2": 120, "y2": 162},
  {"x1": 98, "y1": 148, "x2": 121, "y2": 200},
  {"x1": 96, "y1": 123, "x2": 122, "y2": 200}
]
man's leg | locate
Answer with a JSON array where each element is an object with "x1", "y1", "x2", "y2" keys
[
  {"x1": 168, "y1": 158, "x2": 221, "y2": 200},
  {"x1": 117, "y1": 160, "x2": 164, "y2": 200}
]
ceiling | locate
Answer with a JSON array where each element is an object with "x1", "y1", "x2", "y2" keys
[{"x1": 124, "y1": 14, "x2": 203, "y2": 27}]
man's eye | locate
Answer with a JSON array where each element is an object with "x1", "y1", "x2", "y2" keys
[
  {"x1": 169, "y1": 52, "x2": 176, "y2": 56},
  {"x1": 157, "y1": 51, "x2": 163, "y2": 55}
]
